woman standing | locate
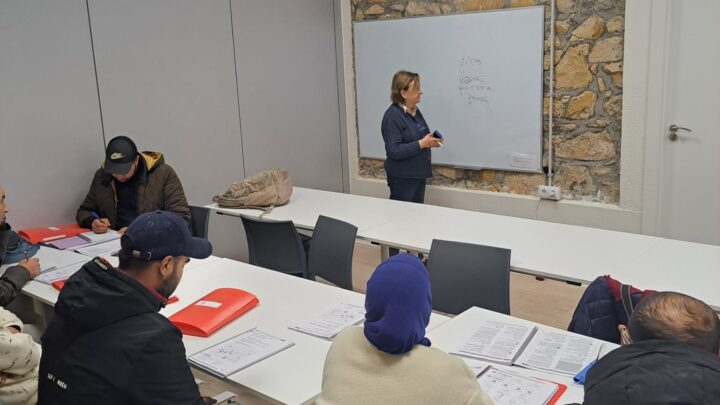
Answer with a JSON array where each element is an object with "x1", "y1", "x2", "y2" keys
[{"x1": 381, "y1": 71, "x2": 442, "y2": 204}]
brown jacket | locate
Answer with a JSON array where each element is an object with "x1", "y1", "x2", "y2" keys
[{"x1": 76, "y1": 151, "x2": 191, "y2": 230}]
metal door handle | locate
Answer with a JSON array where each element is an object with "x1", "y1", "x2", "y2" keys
[{"x1": 669, "y1": 124, "x2": 692, "y2": 141}]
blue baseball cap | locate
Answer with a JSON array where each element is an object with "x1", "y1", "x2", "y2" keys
[{"x1": 120, "y1": 211, "x2": 212, "y2": 261}]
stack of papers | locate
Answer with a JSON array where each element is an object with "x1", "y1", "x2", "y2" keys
[
  {"x1": 453, "y1": 320, "x2": 603, "y2": 376},
  {"x1": 75, "y1": 239, "x2": 122, "y2": 257},
  {"x1": 288, "y1": 303, "x2": 365, "y2": 339},
  {"x1": 188, "y1": 328, "x2": 294, "y2": 378}
]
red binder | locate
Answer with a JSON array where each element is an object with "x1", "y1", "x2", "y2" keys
[
  {"x1": 169, "y1": 288, "x2": 258, "y2": 337},
  {"x1": 18, "y1": 224, "x2": 89, "y2": 244}
]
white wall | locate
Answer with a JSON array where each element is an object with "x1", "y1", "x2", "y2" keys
[
  {"x1": 337, "y1": 0, "x2": 653, "y2": 234},
  {"x1": 0, "y1": 0, "x2": 104, "y2": 229}
]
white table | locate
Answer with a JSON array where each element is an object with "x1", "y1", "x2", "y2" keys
[
  {"x1": 207, "y1": 187, "x2": 720, "y2": 309},
  {"x1": 360, "y1": 206, "x2": 664, "y2": 284},
  {"x1": 427, "y1": 306, "x2": 619, "y2": 405},
  {"x1": 206, "y1": 186, "x2": 425, "y2": 232},
  {"x1": 614, "y1": 239, "x2": 720, "y2": 310},
  {"x1": 14, "y1": 250, "x2": 451, "y2": 405},
  {"x1": 0, "y1": 245, "x2": 89, "y2": 276},
  {"x1": 19, "y1": 253, "x2": 221, "y2": 307},
  {"x1": 164, "y1": 258, "x2": 450, "y2": 405}
]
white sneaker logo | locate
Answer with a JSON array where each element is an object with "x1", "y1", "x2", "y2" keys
[{"x1": 111, "y1": 152, "x2": 125, "y2": 160}]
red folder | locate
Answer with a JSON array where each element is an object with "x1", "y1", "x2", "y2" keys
[
  {"x1": 18, "y1": 224, "x2": 89, "y2": 244},
  {"x1": 169, "y1": 288, "x2": 258, "y2": 337},
  {"x1": 546, "y1": 381, "x2": 567, "y2": 405}
]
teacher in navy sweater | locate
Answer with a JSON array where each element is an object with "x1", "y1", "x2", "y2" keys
[{"x1": 381, "y1": 71, "x2": 442, "y2": 204}]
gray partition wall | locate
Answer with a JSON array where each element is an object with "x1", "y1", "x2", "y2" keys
[
  {"x1": 0, "y1": 0, "x2": 105, "y2": 229},
  {"x1": 88, "y1": 0, "x2": 245, "y2": 205},
  {"x1": 232, "y1": 0, "x2": 344, "y2": 192}
]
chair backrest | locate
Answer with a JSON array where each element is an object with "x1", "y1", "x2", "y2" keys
[
  {"x1": 427, "y1": 239, "x2": 511, "y2": 315},
  {"x1": 240, "y1": 215, "x2": 307, "y2": 277},
  {"x1": 189, "y1": 206, "x2": 210, "y2": 239},
  {"x1": 308, "y1": 215, "x2": 358, "y2": 290}
]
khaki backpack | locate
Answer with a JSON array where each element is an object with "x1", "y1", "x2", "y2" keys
[{"x1": 213, "y1": 168, "x2": 293, "y2": 215}]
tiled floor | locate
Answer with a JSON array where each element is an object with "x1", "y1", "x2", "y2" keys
[{"x1": 195, "y1": 242, "x2": 586, "y2": 404}]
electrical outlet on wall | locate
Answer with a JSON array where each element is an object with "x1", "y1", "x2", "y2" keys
[{"x1": 537, "y1": 185, "x2": 561, "y2": 200}]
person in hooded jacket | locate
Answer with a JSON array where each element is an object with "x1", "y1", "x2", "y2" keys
[
  {"x1": 76, "y1": 135, "x2": 191, "y2": 235},
  {"x1": 316, "y1": 253, "x2": 493, "y2": 405},
  {"x1": 38, "y1": 211, "x2": 215, "y2": 405},
  {"x1": 0, "y1": 185, "x2": 40, "y2": 307},
  {"x1": 583, "y1": 291, "x2": 720, "y2": 405}
]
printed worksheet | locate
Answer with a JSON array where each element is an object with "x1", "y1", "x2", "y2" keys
[
  {"x1": 288, "y1": 303, "x2": 365, "y2": 339},
  {"x1": 478, "y1": 367, "x2": 560, "y2": 405},
  {"x1": 188, "y1": 328, "x2": 294, "y2": 378},
  {"x1": 516, "y1": 330, "x2": 603, "y2": 376},
  {"x1": 453, "y1": 321, "x2": 538, "y2": 364},
  {"x1": 35, "y1": 262, "x2": 83, "y2": 284}
]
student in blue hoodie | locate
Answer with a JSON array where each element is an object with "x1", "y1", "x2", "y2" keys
[{"x1": 317, "y1": 254, "x2": 492, "y2": 405}]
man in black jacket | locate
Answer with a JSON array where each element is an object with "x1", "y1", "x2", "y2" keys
[
  {"x1": 39, "y1": 211, "x2": 215, "y2": 404},
  {"x1": 583, "y1": 291, "x2": 720, "y2": 404},
  {"x1": 0, "y1": 184, "x2": 41, "y2": 306}
]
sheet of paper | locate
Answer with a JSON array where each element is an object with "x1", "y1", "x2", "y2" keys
[
  {"x1": 35, "y1": 262, "x2": 83, "y2": 284},
  {"x1": 188, "y1": 328, "x2": 294, "y2": 378},
  {"x1": 478, "y1": 367, "x2": 558, "y2": 405},
  {"x1": 288, "y1": 303, "x2": 365, "y2": 339},
  {"x1": 516, "y1": 330, "x2": 603, "y2": 376},
  {"x1": 78, "y1": 230, "x2": 120, "y2": 244},
  {"x1": 453, "y1": 321, "x2": 537, "y2": 364},
  {"x1": 75, "y1": 239, "x2": 121, "y2": 257}
]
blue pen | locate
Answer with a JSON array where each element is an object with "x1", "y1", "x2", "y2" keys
[{"x1": 91, "y1": 211, "x2": 100, "y2": 220}]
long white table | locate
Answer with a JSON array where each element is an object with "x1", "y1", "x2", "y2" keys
[
  {"x1": 209, "y1": 187, "x2": 720, "y2": 309},
  {"x1": 18, "y1": 250, "x2": 221, "y2": 306},
  {"x1": 359, "y1": 205, "x2": 664, "y2": 284},
  {"x1": 207, "y1": 186, "x2": 425, "y2": 232},
  {"x1": 427, "y1": 306, "x2": 619, "y2": 405},
  {"x1": 164, "y1": 258, "x2": 450, "y2": 404},
  {"x1": 13, "y1": 249, "x2": 450, "y2": 405}
]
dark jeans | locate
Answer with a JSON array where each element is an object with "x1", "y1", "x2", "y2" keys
[
  {"x1": 387, "y1": 176, "x2": 426, "y2": 204},
  {"x1": 387, "y1": 176, "x2": 426, "y2": 256}
]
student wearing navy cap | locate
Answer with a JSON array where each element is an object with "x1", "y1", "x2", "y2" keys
[
  {"x1": 76, "y1": 135, "x2": 191, "y2": 235},
  {"x1": 39, "y1": 211, "x2": 215, "y2": 405}
]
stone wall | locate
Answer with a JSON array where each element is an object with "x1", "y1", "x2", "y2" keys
[{"x1": 353, "y1": 0, "x2": 625, "y2": 203}]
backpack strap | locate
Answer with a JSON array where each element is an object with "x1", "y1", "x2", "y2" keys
[{"x1": 620, "y1": 284, "x2": 635, "y2": 321}]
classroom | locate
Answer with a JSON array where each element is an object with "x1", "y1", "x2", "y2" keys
[{"x1": 0, "y1": 1, "x2": 718, "y2": 404}]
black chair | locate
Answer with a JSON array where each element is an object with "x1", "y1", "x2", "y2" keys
[
  {"x1": 189, "y1": 206, "x2": 210, "y2": 239},
  {"x1": 426, "y1": 239, "x2": 511, "y2": 315},
  {"x1": 307, "y1": 215, "x2": 358, "y2": 290},
  {"x1": 240, "y1": 215, "x2": 308, "y2": 277}
]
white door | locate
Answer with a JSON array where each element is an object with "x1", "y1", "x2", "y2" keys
[{"x1": 659, "y1": 0, "x2": 720, "y2": 245}]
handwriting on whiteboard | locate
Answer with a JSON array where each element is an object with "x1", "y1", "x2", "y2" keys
[{"x1": 458, "y1": 57, "x2": 493, "y2": 111}]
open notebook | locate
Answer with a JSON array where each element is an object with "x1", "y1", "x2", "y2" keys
[{"x1": 452, "y1": 320, "x2": 604, "y2": 377}]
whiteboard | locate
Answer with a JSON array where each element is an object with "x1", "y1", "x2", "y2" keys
[{"x1": 354, "y1": 7, "x2": 545, "y2": 172}]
